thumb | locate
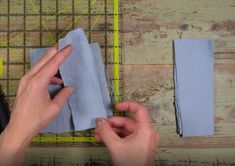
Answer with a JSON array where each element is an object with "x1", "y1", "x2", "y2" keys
[
  {"x1": 46, "y1": 86, "x2": 74, "y2": 121},
  {"x1": 95, "y1": 118, "x2": 120, "y2": 148},
  {"x1": 52, "y1": 86, "x2": 74, "y2": 109}
]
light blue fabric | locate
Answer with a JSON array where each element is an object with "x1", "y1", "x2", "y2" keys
[
  {"x1": 59, "y1": 29, "x2": 108, "y2": 131},
  {"x1": 174, "y1": 38, "x2": 214, "y2": 137},
  {"x1": 29, "y1": 28, "x2": 112, "y2": 133},
  {"x1": 90, "y1": 43, "x2": 113, "y2": 117}
]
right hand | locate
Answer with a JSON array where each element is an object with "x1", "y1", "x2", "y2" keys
[{"x1": 95, "y1": 102, "x2": 160, "y2": 166}]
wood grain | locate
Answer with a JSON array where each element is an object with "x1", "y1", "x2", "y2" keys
[
  {"x1": 123, "y1": 64, "x2": 235, "y2": 148},
  {"x1": 123, "y1": 0, "x2": 235, "y2": 65},
  {"x1": 23, "y1": 147, "x2": 235, "y2": 165}
]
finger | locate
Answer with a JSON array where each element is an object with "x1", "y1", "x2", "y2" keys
[
  {"x1": 50, "y1": 76, "x2": 63, "y2": 84},
  {"x1": 18, "y1": 45, "x2": 58, "y2": 94},
  {"x1": 116, "y1": 102, "x2": 151, "y2": 124},
  {"x1": 95, "y1": 118, "x2": 120, "y2": 149},
  {"x1": 37, "y1": 44, "x2": 72, "y2": 85},
  {"x1": 44, "y1": 86, "x2": 74, "y2": 122},
  {"x1": 95, "y1": 134, "x2": 101, "y2": 142},
  {"x1": 111, "y1": 127, "x2": 132, "y2": 138},
  {"x1": 51, "y1": 86, "x2": 74, "y2": 110},
  {"x1": 108, "y1": 117, "x2": 136, "y2": 133},
  {"x1": 29, "y1": 44, "x2": 58, "y2": 75}
]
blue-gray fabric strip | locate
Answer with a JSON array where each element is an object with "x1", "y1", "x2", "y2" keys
[
  {"x1": 90, "y1": 43, "x2": 113, "y2": 117},
  {"x1": 174, "y1": 38, "x2": 214, "y2": 137},
  {"x1": 59, "y1": 29, "x2": 108, "y2": 131}
]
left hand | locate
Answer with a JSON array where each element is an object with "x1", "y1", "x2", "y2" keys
[
  {"x1": 9, "y1": 44, "x2": 73, "y2": 139},
  {"x1": 0, "y1": 44, "x2": 73, "y2": 166}
]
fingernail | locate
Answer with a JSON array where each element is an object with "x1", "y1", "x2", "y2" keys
[
  {"x1": 59, "y1": 44, "x2": 72, "y2": 52},
  {"x1": 67, "y1": 87, "x2": 74, "y2": 93},
  {"x1": 70, "y1": 87, "x2": 74, "y2": 92},
  {"x1": 96, "y1": 118, "x2": 103, "y2": 126},
  {"x1": 64, "y1": 44, "x2": 72, "y2": 50}
]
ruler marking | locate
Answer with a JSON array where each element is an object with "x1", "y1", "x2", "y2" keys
[
  {"x1": 32, "y1": 136, "x2": 96, "y2": 143},
  {"x1": 113, "y1": 0, "x2": 120, "y2": 104}
]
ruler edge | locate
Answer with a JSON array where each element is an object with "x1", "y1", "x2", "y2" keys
[
  {"x1": 0, "y1": 58, "x2": 2, "y2": 77},
  {"x1": 32, "y1": 0, "x2": 120, "y2": 143}
]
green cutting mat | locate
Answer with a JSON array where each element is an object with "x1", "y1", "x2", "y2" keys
[{"x1": 0, "y1": 0, "x2": 123, "y2": 146}]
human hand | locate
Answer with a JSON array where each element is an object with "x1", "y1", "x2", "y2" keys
[
  {"x1": 0, "y1": 44, "x2": 73, "y2": 166},
  {"x1": 9, "y1": 44, "x2": 73, "y2": 139},
  {"x1": 95, "y1": 102, "x2": 160, "y2": 166}
]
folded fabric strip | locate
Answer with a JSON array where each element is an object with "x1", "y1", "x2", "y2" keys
[
  {"x1": 90, "y1": 43, "x2": 113, "y2": 117},
  {"x1": 29, "y1": 29, "x2": 112, "y2": 133},
  {"x1": 59, "y1": 29, "x2": 110, "y2": 131},
  {"x1": 174, "y1": 38, "x2": 214, "y2": 137}
]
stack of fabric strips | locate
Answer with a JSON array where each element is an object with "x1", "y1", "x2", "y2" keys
[
  {"x1": 174, "y1": 38, "x2": 214, "y2": 137},
  {"x1": 30, "y1": 28, "x2": 113, "y2": 133}
]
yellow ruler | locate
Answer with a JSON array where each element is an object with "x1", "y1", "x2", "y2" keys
[
  {"x1": 113, "y1": 0, "x2": 120, "y2": 104},
  {"x1": 32, "y1": 0, "x2": 121, "y2": 144},
  {"x1": 32, "y1": 136, "x2": 96, "y2": 143},
  {"x1": 0, "y1": 58, "x2": 2, "y2": 77}
]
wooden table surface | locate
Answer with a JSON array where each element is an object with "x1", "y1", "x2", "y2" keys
[
  {"x1": 2, "y1": 0, "x2": 234, "y2": 165},
  {"x1": 121, "y1": 0, "x2": 235, "y2": 164},
  {"x1": 123, "y1": 0, "x2": 235, "y2": 145}
]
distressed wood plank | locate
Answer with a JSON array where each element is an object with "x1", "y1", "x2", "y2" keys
[
  {"x1": 23, "y1": 147, "x2": 235, "y2": 165},
  {"x1": 123, "y1": 0, "x2": 235, "y2": 64},
  {"x1": 123, "y1": 64, "x2": 235, "y2": 147}
]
